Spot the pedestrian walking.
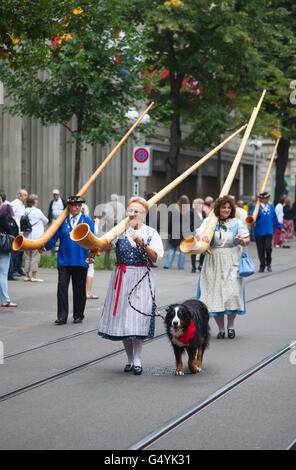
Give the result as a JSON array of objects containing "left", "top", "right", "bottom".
[
  {"left": 85, "top": 217, "right": 99, "bottom": 300},
  {"left": 190, "top": 198, "right": 206, "bottom": 273},
  {"left": 164, "top": 195, "right": 191, "bottom": 270},
  {"left": 44, "top": 196, "right": 96, "bottom": 324},
  {"left": 202, "top": 196, "right": 214, "bottom": 217},
  {"left": 251, "top": 192, "right": 282, "bottom": 272},
  {"left": 93, "top": 197, "right": 164, "bottom": 375},
  {"left": 23, "top": 194, "right": 48, "bottom": 282},
  {"left": 196, "top": 195, "right": 250, "bottom": 339},
  {"left": 274, "top": 195, "right": 285, "bottom": 247},
  {"left": 47, "top": 189, "right": 67, "bottom": 224},
  {"left": 236, "top": 200, "right": 248, "bottom": 228},
  {"left": 0, "top": 195, "right": 18, "bottom": 308},
  {"left": 247, "top": 195, "right": 256, "bottom": 241},
  {"left": 282, "top": 197, "right": 295, "bottom": 248},
  {"left": 10, "top": 189, "right": 28, "bottom": 277}
]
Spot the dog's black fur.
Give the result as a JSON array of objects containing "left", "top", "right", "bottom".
[{"left": 165, "top": 299, "right": 210, "bottom": 375}]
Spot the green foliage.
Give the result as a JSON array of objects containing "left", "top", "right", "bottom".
[
  {"left": 0, "top": 0, "right": 147, "bottom": 146},
  {"left": 130, "top": 0, "right": 264, "bottom": 149},
  {"left": 132, "top": 0, "right": 296, "bottom": 147},
  {"left": 39, "top": 253, "right": 115, "bottom": 270},
  {"left": 39, "top": 254, "right": 58, "bottom": 269}
]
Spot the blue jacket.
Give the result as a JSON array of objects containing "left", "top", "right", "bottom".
[
  {"left": 251, "top": 203, "right": 282, "bottom": 237},
  {"left": 45, "top": 213, "right": 95, "bottom": 267}
]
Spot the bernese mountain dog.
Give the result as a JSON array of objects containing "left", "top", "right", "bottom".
[{"left": 165, "top": 299, "right": 210, "bottom": 376}]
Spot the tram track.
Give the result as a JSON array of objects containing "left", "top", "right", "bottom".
[
  {"left": 0, "top": 280, "right": 295, "bottom": 404},
  {"left": 4, "top": 264, "right": 296, "bottom": 361},
  {"left": 128, "top": 340, "right": 296, "bottom": 450}
]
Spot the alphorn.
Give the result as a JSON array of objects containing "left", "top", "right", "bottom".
[
  {"left": 12, "top": 102, "right": 154, "bottom": 251},
  {"left": 245, "top": 137, "right": 280, "bottom": 224},
  {"left": 180, "top": 89, "right": 266, "bottom": 255},
  {"left": 70, "top": 124, "right": 247, "bottom": 253}
]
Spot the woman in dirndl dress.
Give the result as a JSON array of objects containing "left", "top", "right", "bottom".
[
  {"left": 196, "top": 196, "right": 250, "bottom": 339},
  {"left": 92, "top": 197, "right": 164, "bottom": 375}
]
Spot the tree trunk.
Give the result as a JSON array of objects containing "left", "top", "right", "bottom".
[
  {"left": 164, "top": 112, "right": 181, "bottom": 204},
  {"left": 275, "top": 137, "right": 290, "bottom": 203},
  {"left": 164, "top": 70, "right": 183, "bottom": 205},
  {"left": 74, "top": 138, "right": 81, "bottom": 195}
]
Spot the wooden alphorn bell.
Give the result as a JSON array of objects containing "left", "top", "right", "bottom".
[
  {"left": 12, "top": 102, "right": 154, "bottom": 252},
  {"left": 245, "top": 137, "right": 280, "bottom": 224},
  {"left": 70, "top": 124, "right": 248, "bottom": 253},
  {"left": 180, "top": 89, "right": 266, "bottom": 255}
]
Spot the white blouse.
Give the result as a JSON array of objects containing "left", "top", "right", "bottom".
[
  {"left": 196, "top": 217, "right": 249, "bottom": 246},
  {"left": 25, "top": 207, "right": 49, "bottom": 240},
  {"left": 112, "top": 224, "right": 164, "bottom": 260}
]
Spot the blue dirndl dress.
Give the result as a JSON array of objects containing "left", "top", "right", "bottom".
[{"left": 98, "top": 237, "right": 156, "bottom": 340}]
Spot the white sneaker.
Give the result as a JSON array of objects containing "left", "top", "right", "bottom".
[
  {"left": 31, "top": 278, "right": 44, "bottom": 282},
  {"left": 24, "top": 277, "right": 31, "bottom": 281}
]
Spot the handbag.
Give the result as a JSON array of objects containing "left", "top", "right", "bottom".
[
  {"left": 0, "top": 232, "right": 15, "bottom": 254},
  {"left": 238, "top": 248, "right": 255, "bottom": 277}
]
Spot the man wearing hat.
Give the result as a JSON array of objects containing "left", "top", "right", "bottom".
[
  {"left": 47, "top": 189, "right": 67, "bottom": 224},
  {"left": 44, "top": 196, "right": 96, "bottom": 324},
  {"left": 250, "top": 192, "right": 282, "bottom": 272}
]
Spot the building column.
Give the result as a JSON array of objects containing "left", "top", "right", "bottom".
[{"left": 239, "top": 164, "right": 244, "bottom": 198}]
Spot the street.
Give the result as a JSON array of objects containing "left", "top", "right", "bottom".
[{"left": 0, "top": 242, "right": 295, "bottom": 450}]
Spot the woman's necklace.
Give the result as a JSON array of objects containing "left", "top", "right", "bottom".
[{"left": 218, "top": 218, "right": 229, "bottom": 238}]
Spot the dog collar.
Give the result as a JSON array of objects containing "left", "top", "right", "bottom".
[{"left": 177, "top": 320, "right": 196, "bottom": 345}]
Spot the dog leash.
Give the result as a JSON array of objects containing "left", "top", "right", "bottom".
[{"left": 127, "top": 243, "right": 165, "bottom": 320}]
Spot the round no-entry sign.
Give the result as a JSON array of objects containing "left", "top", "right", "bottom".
[{"left": 134, "top": 147, "right": 149, "bottom": 163}]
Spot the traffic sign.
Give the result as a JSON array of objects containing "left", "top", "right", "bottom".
[{"left": 132, "top": 146, "right": 152, "bottom": 177}]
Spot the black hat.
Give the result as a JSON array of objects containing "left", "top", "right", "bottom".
[
  {"left": 258, "top": 191, "right": 270, "bottom": 199},
  {"left": 67, "top": 195, "right": 85, "bottom": 204}
]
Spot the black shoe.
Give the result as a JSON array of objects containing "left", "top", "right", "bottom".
[
  {"left": 259, "top": 267, "right": 265, "bottom": 273},
  {"left": 8, "top": 276, "right": 18, "bottom": 281},
  {"left": 73, "top": 318, "right": 83, "bottom": 323},
  {"left": 267, "top": 266, "right": 272, "bottom": 272},
  {"left": 163, "top": 266, "right": 169, "bottom": 269},
  {"left": 55, "top": 319, "right": 67, "bottom": 325},
  {"left": 228, "top": 329, "right": 236, "bottom": 339},
  {"left": 124, "top": 364, "right": 134, "bottom": 372},
  {"left": 18, "top": 271, "right": 26, "bottom": 276},
  {"left": 217, "top": 331, "right": 225, "bottom": 339},
  {"left": 133, "top": 365, "right": 143, "bottom": 375},
  {"left": 191, "top": 268, "right": 196, "bottom": 273}
]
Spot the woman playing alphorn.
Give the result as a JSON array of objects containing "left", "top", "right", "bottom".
[
  {"left": 87, "top": 197, "right": 163, "bottom": 375},
  {"left": 196, "top": 196, "right": 250, "bottom": 339}
]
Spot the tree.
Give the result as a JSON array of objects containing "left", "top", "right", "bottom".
[
  {"left": 0, "top": 1, "right": 146, "bottom": 192},
  {"left": 259, "top": 1, "right": 296, "bottom": 202},
  {"left": 128, "top": 0, "right": 264, "bottom": 197},
  {"left": 129, "top": 0, "right": 296, "bottom": 202},
  {"left": 233, "top": 0, "right": 296, "bottom": 202}
]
